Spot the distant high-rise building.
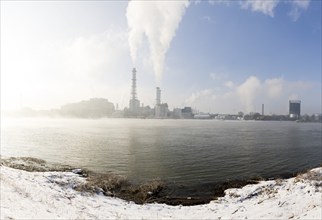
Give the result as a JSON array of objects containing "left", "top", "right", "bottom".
[
  {"left": 289, "top": 100, "right": 301, "bottom": 119},
  {"left": 129, "top": 68, "right": 140, "bottom": 114}
]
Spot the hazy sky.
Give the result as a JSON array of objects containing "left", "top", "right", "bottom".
[{"left": 1, "top": 0, "right": 321, "bottom": 114}]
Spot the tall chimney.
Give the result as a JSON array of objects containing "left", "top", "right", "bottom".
[
  {"left": 131, "top": 68, "right": 137, "bottom": 101},
  {"left": 156, "top": 87, "right": 161, "bottom": 105}
]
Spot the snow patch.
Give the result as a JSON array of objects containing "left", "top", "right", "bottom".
[{"left": 1, "top": 165, "right": 321, "bottom": 219}]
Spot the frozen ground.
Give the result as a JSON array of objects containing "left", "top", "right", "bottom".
[{"left": 1, "top": 165, "right": 321, "bottom": 219}]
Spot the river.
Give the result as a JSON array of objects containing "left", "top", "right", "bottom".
[{"left": 1, "top": 118, "right": 321, "bottom": 189}]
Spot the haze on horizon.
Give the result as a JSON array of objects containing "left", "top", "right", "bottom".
[{"left": 1, "top": 0, "right": 321, "bottom": 115}]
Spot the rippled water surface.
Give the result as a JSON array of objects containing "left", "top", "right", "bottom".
[{"left": 1, "top": 118, "right": 321, "bottom": 187}]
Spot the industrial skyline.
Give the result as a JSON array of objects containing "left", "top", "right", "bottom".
[
  {"left": 127, "top": 68, "right": 169, "bottom": 118},
  {"left": 124, "top": 67, "right": 307, "bottom": 119}
]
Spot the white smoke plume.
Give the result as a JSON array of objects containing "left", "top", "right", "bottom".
[
  {"left": 126, "top": 0, "right": 189, "bottom": 84},
  {"left": 237, "top": 76, "right": 261, "bottom": 113},
  {"left": 265, "top": 78, "right": 283, "bottom": 99}
]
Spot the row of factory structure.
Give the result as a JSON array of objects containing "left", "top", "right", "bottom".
[
  {"left": 124, "top": 68, "right": 193, "bottom": 119},
  {"left": 120, "top": 68, "right": 305, "bottom": 120}
]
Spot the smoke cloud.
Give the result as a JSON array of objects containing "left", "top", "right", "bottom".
[
  {"left": 126, "top": 1, "right": 189, "bottom": 84},
  {"left": 265, "top": 78, "right": 283, "bottom": 99},
  {"left": 237, "top": 76, "right": 261, "bottom": 113}
]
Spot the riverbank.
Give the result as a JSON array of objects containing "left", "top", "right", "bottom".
[{"left": 1, "top": 161, "right": 321, "bottom": 219}]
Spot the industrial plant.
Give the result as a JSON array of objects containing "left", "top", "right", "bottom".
[
  {"left": 122, "top": 68, "right": 312, "bottom": 121},
  {"left": 124, "top": 67, "right": 192, "bottom": 119}
]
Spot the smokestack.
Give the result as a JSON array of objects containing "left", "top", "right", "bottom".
[
  {"left": 131, "top": 68, "right": 137, "bottom": 101},
  {"left": 156, "top": 87, "right": 161, "bottom": 105},
  {"left": 129, "top": 68, "right": 140, "bottom": 113},
  {"left": 262, "top": 104, "right": 264, "bottom": 116}
]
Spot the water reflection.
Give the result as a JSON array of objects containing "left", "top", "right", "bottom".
[{"left": 1, "top": 118, "right": 321, "bottom": 186}]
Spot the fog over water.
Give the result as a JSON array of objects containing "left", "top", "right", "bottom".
[{"left": 1, "top": 118, "right": 321, "bottom": 188}]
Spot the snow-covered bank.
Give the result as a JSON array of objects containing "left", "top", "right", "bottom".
[{"left": 1, "top": 165, "right": 321, "bottom": 219}]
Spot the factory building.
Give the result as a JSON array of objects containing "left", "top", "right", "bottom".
[
  {"left": 173, "top": 108, "right": 183, "bottom": 119},
  {"left": 182, "top": 107, "right": 194, "bottom": 119},
  {"left": 289, "top": 100, "right": 301, "bottom": 119}
]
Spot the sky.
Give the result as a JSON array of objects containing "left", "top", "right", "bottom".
[{"left": 1, "top": 0, "right": 321, "bottom": 115}]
